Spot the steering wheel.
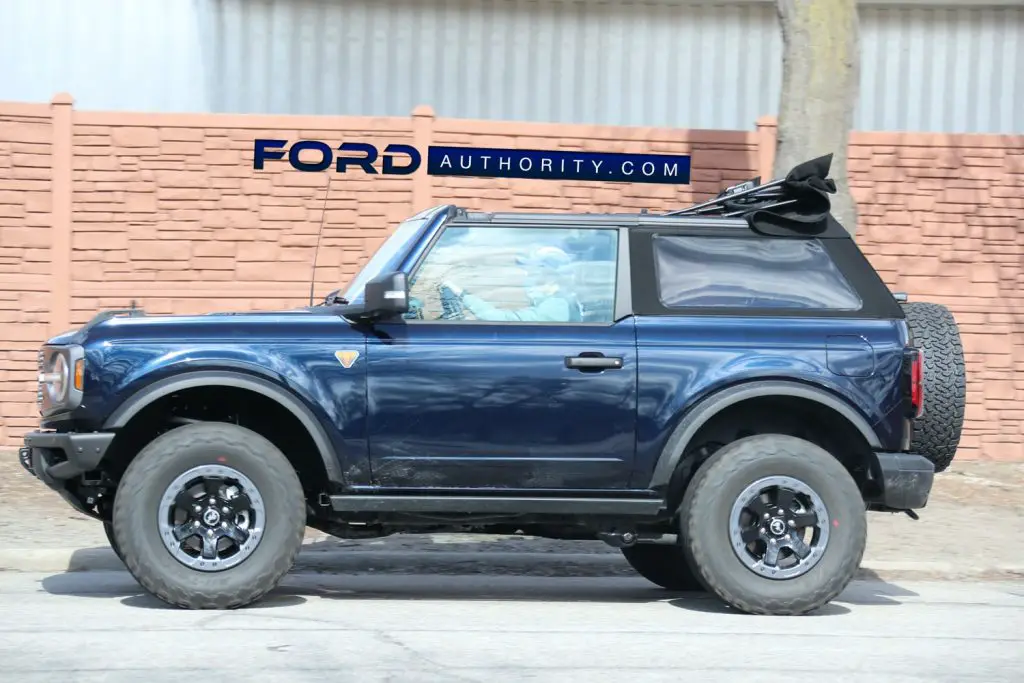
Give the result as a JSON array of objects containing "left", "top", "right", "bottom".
[{"left": 437, "top": 283, "right": 466, "bottom": 320}]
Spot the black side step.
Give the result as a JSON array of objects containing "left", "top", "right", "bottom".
[{"left": 329, "top": 495, "right": 665, "bottom": 516}]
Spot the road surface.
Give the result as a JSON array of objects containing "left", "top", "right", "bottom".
[{"left": 0, "top": 571, "right": 1021, "bottom": 682}]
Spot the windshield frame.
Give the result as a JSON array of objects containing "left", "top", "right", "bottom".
[{"left": 341, "top": 205, "right": 448, "bottom": 303}]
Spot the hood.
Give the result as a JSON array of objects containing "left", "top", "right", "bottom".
[{"left": 47, "top": 306, "right": 360, "bottom": 347}]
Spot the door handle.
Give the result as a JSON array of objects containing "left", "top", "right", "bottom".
[{"left": 565, "top": 353, "right": 624, "bottom": 370}]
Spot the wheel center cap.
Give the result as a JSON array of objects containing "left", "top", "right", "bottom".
[
  {"left": 202, "top": 508, "right": 221, "bottom": 526},
  {"left": 768, "top": 518, "right": 787, "bottom": 536}
]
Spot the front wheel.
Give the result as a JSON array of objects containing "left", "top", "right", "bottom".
[
  {"left": 103, "top": 521, "right": 124, "bottom": 562},
  {"left": 680, "top": 434, "right": 866, "bottom": 616},
  {"left": 112, "top": 422, "right": 307, "bottom": 609}
]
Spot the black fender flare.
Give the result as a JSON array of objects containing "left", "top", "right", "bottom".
[
  {"left": 102, "top": 369, "right": 346, "bottom": 484},
  {"left": 646, "top": 380, "right": 883, "bottom": 490}
]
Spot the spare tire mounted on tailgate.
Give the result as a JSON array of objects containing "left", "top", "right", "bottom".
[{"left": 901, "top": 301, "right": 967, "bottom": 472}]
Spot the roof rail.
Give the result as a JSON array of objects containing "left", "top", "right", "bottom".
[{"left": 664, "top": 154, "right": 841, "bottom": 237}]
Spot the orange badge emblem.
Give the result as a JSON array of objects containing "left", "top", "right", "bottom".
[{"left": 335, "top": 350, "right": 360, "bottom": 369}]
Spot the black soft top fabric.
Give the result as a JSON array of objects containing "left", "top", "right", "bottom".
[{"left": 747, "top": 153, "right": 838, "bottom": 237}]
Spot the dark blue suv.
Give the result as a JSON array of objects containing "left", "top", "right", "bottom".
[{"left": 19, "top": 156, "right": 966, "bottom": 615}]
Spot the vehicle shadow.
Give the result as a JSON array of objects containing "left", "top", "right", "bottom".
[
  {"left": 843, "top": 568, "right": 921, "bottom": 605},
  {"left": 38, "top": 564, "right": 311, "bottom": 609},
  {"left": 39, "top": 545, "right": 919, "bottom": 617}
]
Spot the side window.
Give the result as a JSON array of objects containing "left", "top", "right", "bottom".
[
  {"left": 407, "top": 226, "right": 619, "bottom": 323},
  {"left": 652, "top": 235, "right": 862, "bottom": 310}
]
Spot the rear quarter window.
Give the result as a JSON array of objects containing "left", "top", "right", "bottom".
[{"left": 652, "top": 235, "right": 862, "bottom": 310}]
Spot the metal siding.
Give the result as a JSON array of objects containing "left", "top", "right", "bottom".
[
  {"left": 208, "top": 0, "right": 783, "bottom": 130},
  {"left": 855, "top": 5, "right": 1024, "bottom": 132},
  {"left": 0, "top": 0, "right": 1019, "bottom": 133},
  {"left": 208, "top": 0, "right": 1020, "bottom": 133},
  {"left": 0, "top": 0, "right": 212, "bottom": 112}
]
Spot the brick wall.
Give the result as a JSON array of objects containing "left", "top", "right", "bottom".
[
  {"left": 0, "top": 94, "right": 1021, "bottom": 461},
  {"left": 428, "top": 116, "right": 760, "bottom": 213},
  {"left": 68, "top": 112, "right": 418, "bottom": 324},
  {"left": 0, "top": 102, "right": 54, "bottom": 446},
  {"left": 841, "top": 133, "right": 1024, "bottom": 462}
]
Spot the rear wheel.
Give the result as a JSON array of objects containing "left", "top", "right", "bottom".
[
  {"left": 621, "top": 543, "right": 706, "bottom": 591},
  {"left": 901, "top": 301, "right": 966, "bottom": 472},
  {"left": 112, "top": 422, "right": 307, "bottom": 609},
  {"left": 680, "top": 434, "right": 866, "bottom": 616}
]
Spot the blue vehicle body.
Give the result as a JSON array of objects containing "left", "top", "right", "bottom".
[
  {"left": 23, "top": 196, "right": 929, "bottom": 527},
  {"left": 20, "top": 154, "right": 964, "bottom": 616}
]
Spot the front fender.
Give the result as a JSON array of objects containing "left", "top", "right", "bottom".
[{"left": 102, "top": 367, "right": 349, "bottom": 485}]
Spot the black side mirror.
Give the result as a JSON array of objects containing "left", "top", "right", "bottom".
[{"left": 361, "top": 271, "right": 410, "bottom": 319}]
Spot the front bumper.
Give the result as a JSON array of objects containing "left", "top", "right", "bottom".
[
  {"left": 869, "top": 451, "right": 935, "bottom": 510},
  {"left": 19, "top": 430, "right": 115, "bottom": 489}
]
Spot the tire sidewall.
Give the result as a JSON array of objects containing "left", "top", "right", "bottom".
[
  {"left": 683, "top": 435, "right": 866, "bottom": 608},
  {"left": 103, "top": 521, "right": 124, "bottom": 562},
  {"left": 113, "top": 423, "right": 305, "bottom": 605},
  {"left": 902, "top": 301, "right": 966, "bottom": 471}
]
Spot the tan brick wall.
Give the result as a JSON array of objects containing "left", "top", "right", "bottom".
[
  {"left": 67, "top": 112, "right": 418, "bottom": 324},
  {"left": 1, "top": 95, "right": 1021, "bottom": 462},
  {"left": 842, "top": 133, "right": 1024, "bottom": 462},
  {"left": 429, "top": 117, "right": 759, "bottom": 213},
  {"left": 0, "top": 102, "right": 53, "bottom": 445}
]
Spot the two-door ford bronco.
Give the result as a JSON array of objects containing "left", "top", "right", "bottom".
[{"left": 20, "top": 155, "right": 966, "bottom": 615}]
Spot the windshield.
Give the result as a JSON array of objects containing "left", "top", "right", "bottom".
[{"left": 341, "top": 209, "right": 437, "bottom": 302}]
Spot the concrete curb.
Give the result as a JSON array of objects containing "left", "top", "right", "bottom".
[{"left": 1, "top": 546, "right": 1022, "bottom": 582}]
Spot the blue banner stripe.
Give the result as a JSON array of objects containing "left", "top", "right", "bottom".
[{"left": 426, "top": 146, "right": 691, "bottom": 185}]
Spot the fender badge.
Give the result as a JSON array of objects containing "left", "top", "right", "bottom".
[{"left": 335, "top": 350, "right": 360, "bottom": 369}]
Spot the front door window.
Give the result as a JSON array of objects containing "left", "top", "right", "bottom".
[{"left": 405, "top": 226, "right": 619, "bottom": 324}]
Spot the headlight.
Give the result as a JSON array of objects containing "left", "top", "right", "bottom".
[
  {"left": 37, "top": 346, "right": 84, "bottom": 415},
  {"left": 40, "top": 353, "right": 69, "bottom": 403}
]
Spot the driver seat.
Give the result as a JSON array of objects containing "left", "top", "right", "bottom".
[{"left": 567, "top": 261, "right": 617, "bottom": 323}]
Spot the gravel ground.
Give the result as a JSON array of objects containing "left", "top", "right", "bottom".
[{"left": 2, "top": 452, "right": 1022, "bottom": 571}]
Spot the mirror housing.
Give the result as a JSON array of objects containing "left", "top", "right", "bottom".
[{"left": 358, "top": 271, "right": 410, "bottom": 320}]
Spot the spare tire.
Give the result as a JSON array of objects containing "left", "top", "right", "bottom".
[{"left": 901, "top": 301, "right": 966, "bottom": 472}]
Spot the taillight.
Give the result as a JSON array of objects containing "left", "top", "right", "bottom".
[{"left": 909, "top": 349, "right": 924, "bottom": 418}]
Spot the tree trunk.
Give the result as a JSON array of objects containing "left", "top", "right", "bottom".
[{"left": 773, "top": 0, "right": 861, "bottom": 237}]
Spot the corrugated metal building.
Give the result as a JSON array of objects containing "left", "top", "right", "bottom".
[{"left": 2, "top": 0, "right": 1021, "bottom": 133}]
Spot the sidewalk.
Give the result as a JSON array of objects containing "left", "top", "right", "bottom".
[{"left": 1, "top": 452, "right": 1022, "bottom": 581}]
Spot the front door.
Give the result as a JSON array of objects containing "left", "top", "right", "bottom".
[{"left": 364, "top": 222, "right": 637, "bottom": 491}]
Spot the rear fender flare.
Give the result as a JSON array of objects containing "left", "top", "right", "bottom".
[
  {"left": 102, "top": 370, "right": 346, "bottom": 484},
  {"left": 646, "top": 380, "right": 882, "bottom": 490}
]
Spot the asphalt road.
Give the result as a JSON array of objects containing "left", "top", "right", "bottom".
[{"left": 0, "top": 571, "right": 1021, "bottom": 682}]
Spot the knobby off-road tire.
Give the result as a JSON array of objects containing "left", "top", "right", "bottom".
[
  {"left": 902, "top": 301, "right": 966, "bottom": 472},
  {"left": 621, "top": 543, "right": 706, "bottom": 592},
  {"left": 680, "top": 434, "right": 867, "bottom": 616},
  {"left": 112, "top": 422, "right": 306, "bottom": 610},
  {"left": 103, "top": 521, "right": 124, "bottom": 563}
]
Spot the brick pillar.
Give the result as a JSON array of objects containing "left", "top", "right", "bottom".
[
  {"left": 49, "top": 93, "right": 74, "bottom": 336},
  {"left": 756, "top": 115, "right": 778, "bottom": 182},
  {"left": 411, "top": 105, "right": 435, "bottom": 212}
]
